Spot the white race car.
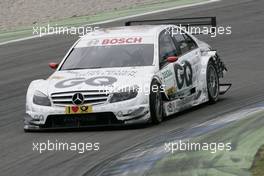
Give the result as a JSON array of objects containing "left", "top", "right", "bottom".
[{"left": 24, "top": 17, "right": 231, "bottom": 131}]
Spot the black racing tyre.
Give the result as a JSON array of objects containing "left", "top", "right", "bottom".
[
  {"left": 207, "top": 60, "right": 220, "bottom": 103},
  {"left": 149, "top": 80, "right": 163, "bottom": 124}
]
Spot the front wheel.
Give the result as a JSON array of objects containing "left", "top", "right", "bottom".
[
  {"left": 149, "top": 80, "right": 163, "bottom": 124},
  {"left": 207, "top": 61, "right": 219, "bottom": 103}
]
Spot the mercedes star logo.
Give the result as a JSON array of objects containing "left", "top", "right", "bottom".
[{"left": 72, "top": 93, "right": 84, "bottom": 105}]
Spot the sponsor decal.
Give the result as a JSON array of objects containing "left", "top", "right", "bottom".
[
  {"left": 102, "top": 37, "right": 142, "bottom": 45},
  {"left": 166, "top": 87, "right": 176, "bottom": 96},
  {"left": 67, "top": 70, "right": 137, "bottom": 77},
  {"left": 162, "top": 69, "right": 173, "bottom": 79},
  {"left": 86, "top": 76, "right": 117, "bottom": 86},
  {"left": 55, "top": 76, "right": 117, "bottom": 88},
  {"left": 174, "top": 61, "right": 193, "bottom": 90},
  {"left": 48, "top": 76, "right": 65, "bottom": 80},
  {"left": 65, "top": 105, "right": 93, "bottom": 114},
  {"left": 166, "top": 101, "right": 180, "bottom": 114},
  {"left": 86, "top": 39, "right": 100, "bottom": 46},
  {"left": 167, "top": 102, "right": 173, "bottom": 113}
]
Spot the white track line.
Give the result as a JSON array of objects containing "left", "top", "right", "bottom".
[{"left": 0, "top": 0, "right": 220, "bottom": 46}]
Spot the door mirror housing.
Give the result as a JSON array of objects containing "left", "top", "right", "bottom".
[
  {"left": 166, "top": 56, "right": 178, "bottom": 63},
  {"left": 49, "top": 63, "right": 59, "bottom": 70}
]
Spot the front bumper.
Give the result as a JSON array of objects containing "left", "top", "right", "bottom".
[{"left": 24, "top": 102, "right": 150, "bottom": 131}]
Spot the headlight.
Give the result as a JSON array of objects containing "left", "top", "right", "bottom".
[
  {"left": 33, "top": 91, "right": 51, "bottom": 106},
  {"left": 109, "top": 86, "right": 139, "bottom": 103}
]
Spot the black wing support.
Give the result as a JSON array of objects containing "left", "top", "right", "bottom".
[{"left": 125, "top": 17, "right": 216, "bottom": 33}]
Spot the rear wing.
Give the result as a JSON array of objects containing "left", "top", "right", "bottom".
[{"left": 125, "top": 17, "right": 217, "bottom": 34}]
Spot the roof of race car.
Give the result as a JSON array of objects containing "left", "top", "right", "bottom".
[
  {"left": 76, "top": 25, "right": 172, "bottom": 47},
  {"left": 82, "top": 25, "right": 169, "bottom": 39}
]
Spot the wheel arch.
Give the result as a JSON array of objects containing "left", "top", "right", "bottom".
[
  {"left": 151, "top": 75, "right": 169, "bottom": 101},
  {"left": 201, "top": 51, "right": 227, "bottom": 79}
]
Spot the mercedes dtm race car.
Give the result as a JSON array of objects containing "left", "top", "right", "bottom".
[{"left": 24, "top": 17, "right": 231, "bottom": 131}]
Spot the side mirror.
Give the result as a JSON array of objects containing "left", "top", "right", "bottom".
[
  {"left": 166, "top": 56, "right": 178, "bottom": 63},
  {"left": 49, "top": 63, "right": 59, "bottom": 70}
]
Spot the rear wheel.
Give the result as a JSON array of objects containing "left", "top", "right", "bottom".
[
  {"left": 149, "top": 80, "right": 163, "bottom": 124},
  {"left": 207, "top": 61, "right": 219, "bottom": 103}
]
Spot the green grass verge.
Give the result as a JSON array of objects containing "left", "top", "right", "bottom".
[
  {"left": 0, "top": 0, "right": 206, "bottom": 43},
  {"left": 251, "top": 145, "right": 264, "bottom": 176},
  {"left": 148, "top": 110, "right": 264, "bottom": 176}
]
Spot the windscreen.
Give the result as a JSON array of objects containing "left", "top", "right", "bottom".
[{"left": 60, "top": 44, "right": 154, "bottom": 70}]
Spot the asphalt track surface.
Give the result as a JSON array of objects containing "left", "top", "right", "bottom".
[{"left": 1, "top": 0, "right": 264, "bottom": 175}]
